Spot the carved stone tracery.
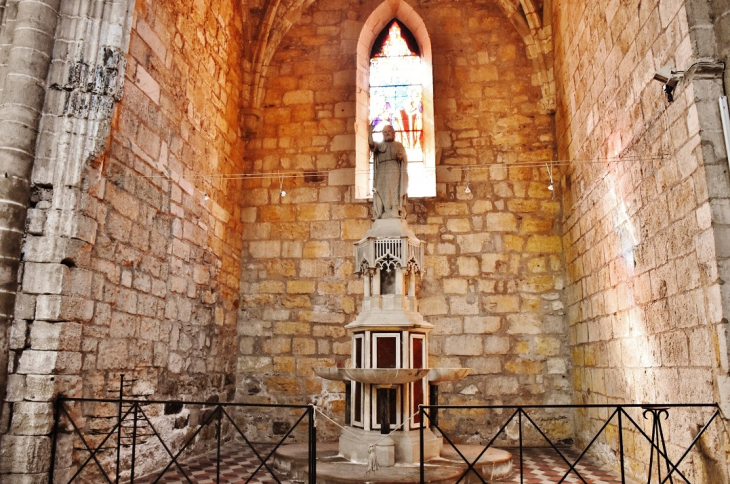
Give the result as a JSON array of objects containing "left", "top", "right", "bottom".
[{"left": 355, "top": 237, "right": 423, "bottom": 275}]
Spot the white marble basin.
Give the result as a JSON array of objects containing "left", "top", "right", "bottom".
[
  {"left": 314, "top": 367, "right": 350, "bottom": 381},
  {"left": 340, "top": 368, "right": 430, "bottom": 385},
  {"left": 427, "top": 368, "right": 472, "bottom": 383}
]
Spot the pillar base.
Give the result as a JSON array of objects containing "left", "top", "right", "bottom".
[
  {"left": 338, "top": 426, "right": 441, "bottom": 466},
  {"left": 339, "top": 427, "right": 395, "bottom": 466}
]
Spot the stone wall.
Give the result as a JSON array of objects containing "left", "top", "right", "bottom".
[
  {"left": 0, "top": 0, "right": 128, "bottom": 481},
  {"left": 92, "top": 0, "right": 247, "bottom": 400},
  {"left": 554, "top": 0, "right": 730, "bottom": 480},
  {"left": 2, "top": 0, "right": 249, "bottom": 480},
  {"left": 238, "top": 0, "right": 572, "bottom": 442},
  {"left": 690, "top": 0, "right": 730, "bottom": 415}
]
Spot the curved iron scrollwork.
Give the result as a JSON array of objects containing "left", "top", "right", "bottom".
[{"left": 642, "top": 406, "right": 673, "bottom": 484}]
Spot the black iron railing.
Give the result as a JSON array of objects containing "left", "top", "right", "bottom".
[
  {"left": 52, "top": 395, "right": 721, "bottom": 483},
  {"left": 419, "top": 403, "right": 721, "bottom": 484},
  {"left": 50, "top": 393, "right": 315, "bottom": 484}
]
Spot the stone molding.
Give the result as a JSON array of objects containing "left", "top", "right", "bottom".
[{"left": 494, "top": 0, "right": 555, "bottom": 113}]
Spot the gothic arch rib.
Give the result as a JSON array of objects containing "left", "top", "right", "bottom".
[
  {"left": 250, "top": 0, "right": 282, "bottom": 112},
  {"left": 494, "top": 0, "right": 555, "bottom": 113},
  {"left": 249, "top": 0, "right": 316, "bottom": 113}
]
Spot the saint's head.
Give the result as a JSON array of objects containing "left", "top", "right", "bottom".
[{"left": 382, "top": 124, "right": 396, "bottom": 142}]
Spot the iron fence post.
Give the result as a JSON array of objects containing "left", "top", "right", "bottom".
[
  {"left": 48, "top": 397, "right": 60, "bottom": 484},
  {"left": 309, "top": 405, "right": 317, "bottom": 483},
  {"left": 116, "top": 374, "right": 124, "bottom": 484},
  {"left": 518, "top": 408, "right": 524, "bottom": 484},
  {"left": 420, "top": 405, "right": 424, "bottom": 484},
  {"left": 429, "top": 384, "right": 439, "bottom": 429},
  {"left": 643, "top": 406, "right": 674, "bottom": 484},
  {"left": 216, "top": 405, "right": 222, "bottom": 484},
  {"left": 659, "top": 410, "right": 673, "bottom": 484},
  {"left": 131, "top": 402, "right": 138, "bottom": 484},
  {"left": 619, "top": 407, "right": 625, "bottom": 484},
  {"left": 647, "top": 409, "right": 656, "bottom": 483}
]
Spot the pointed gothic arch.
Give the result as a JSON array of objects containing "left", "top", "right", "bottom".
[{"left": 355, "top": 0, "right": 436, "bottom": 199}]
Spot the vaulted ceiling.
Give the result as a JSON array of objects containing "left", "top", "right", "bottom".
[{"left": 244, "top": 0, "right": 556, "bottom": 118}]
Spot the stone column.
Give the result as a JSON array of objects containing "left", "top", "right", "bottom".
[
  {"left": 685, "top": 0, "right": 730, "bottom": 427},
  {"left": 373, "top": 267, "right": 381, "bottom": 300},
  {"left": 0, "top": 1, "right": 63, "bottom": 482},
  {"left": 395, "top": 267, "right": 404, "bottom": 296},
  {"left": 0, "top": 0, "right": 61, "bottom": 405},
  {"left": 364, "top": 271, "right": 371, "bottom": 298},
  {"left": 0, "top": 0, "right": 135, "bottom": 482}
]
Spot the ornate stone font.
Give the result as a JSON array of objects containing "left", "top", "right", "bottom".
[{"left": 318, "top": 218, "right": 472, "bottom": 466}]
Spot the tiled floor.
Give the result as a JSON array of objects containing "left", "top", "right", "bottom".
[
  {"left": 134, "top": 442, "right": 631, "bottom": 483},
  {"left": 136, "top": 443, "right": 292, "bottom": 484},
  {"left": 498, "top": 447, "right": 634, "bottom": 483}
]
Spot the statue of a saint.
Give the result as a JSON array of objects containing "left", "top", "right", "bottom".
[{"left": 369, "top": 123, "right": 408, "bottom": 219}]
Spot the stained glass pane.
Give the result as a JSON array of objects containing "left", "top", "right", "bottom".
[{"left": 370, "top": 20, "right": 424, "bottom": 175}]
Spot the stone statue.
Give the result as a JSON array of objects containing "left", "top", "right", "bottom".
[{"left": 369, "top": 123, "right": 408, "bottom": 219}]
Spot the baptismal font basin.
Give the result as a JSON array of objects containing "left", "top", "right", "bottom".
[
  {"left": 342, "top": 367, "right": 430, "bottom": 385},
  {"left": 314, "top": 367, "right": 471, "bottom": 386},
  {"left": 427, "top": 367, "right": 472, "bottom": 383}
]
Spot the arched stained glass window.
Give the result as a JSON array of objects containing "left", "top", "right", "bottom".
[
  {"left": 355, "top": 3, "right": 435, "bottom": 200},
  {"left": 369, "top": 20, "right": 424, "bottom": 165}
]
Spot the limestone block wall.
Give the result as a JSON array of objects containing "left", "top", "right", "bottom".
[
  {"left": 2, "top": 0, "right": 249, "bottom": 480},
  {"left": 554, "top": 0, "right": 730, "bottom": 481},
  {"left": 238, "top": 0, "right": 572, "bottom": 442},
  {"left": 688, "top": 0, "right": 730, "bottom": 414},
  {"left": 83, "top": 0, "right": 247, "bottom": 401}
]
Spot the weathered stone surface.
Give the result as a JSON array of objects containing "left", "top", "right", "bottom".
[
  {"left": 9, "top": 402, "right": 54, "bottom": 435},
  {"left": 4, "top": 0, "right": 249, "bottom": 476},
  {"left": 24, "top": 375, "right": 58, "bottom": 401},
  {"left": 555, "top": 0, "right": 730, "bottom": 478},
  {"left": 29, "top": 321, "right": 82, "bottom": 351},
  {"left": 0, "top": 436, "right": 51, "bottom": 473},
  {"left": 241, "top": 11, "right": 565, "bottom": 432},
  {"left": 21, "top": 263, "right": 67, "bottom": 295},
  {"left": 0, "top": 473, "right": 49, "bottom": 484},
  {"left": 16, "top": 350, "right": 57, "bottom": 375}
]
